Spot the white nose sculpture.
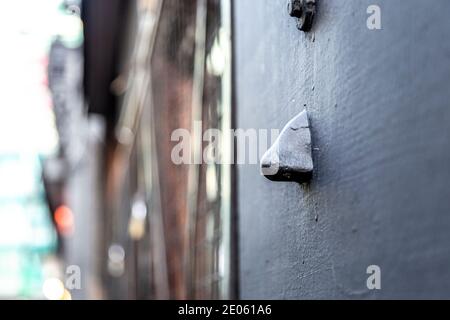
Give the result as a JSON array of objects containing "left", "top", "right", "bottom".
[{"left": 260, "top": 110, "right": 314, "bottom": 183}]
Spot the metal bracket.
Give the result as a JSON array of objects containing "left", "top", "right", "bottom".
[
  {"left": 260, "top": 110, "right": 314, "bottom": 183},
  {"left": 287, "top": 0, "right": 316, "bottom": 32}
]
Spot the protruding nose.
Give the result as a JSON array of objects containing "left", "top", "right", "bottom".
[{"left": 260, "top": 110, "right": 314, "bottom": 183}]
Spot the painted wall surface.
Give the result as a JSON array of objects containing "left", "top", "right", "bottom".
[{"left": 234, "top": 0, "right": 450, "bottom": 299}]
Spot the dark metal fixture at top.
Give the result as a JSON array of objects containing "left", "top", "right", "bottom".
[{"left": 287, "top": 0, "right": 316, "bottom": 32}]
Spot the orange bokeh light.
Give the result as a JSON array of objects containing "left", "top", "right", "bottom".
[{"left": 54, "top": 205, "right": 75, "bottom": 236}]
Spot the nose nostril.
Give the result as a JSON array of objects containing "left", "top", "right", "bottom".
[{"left": 261, "top": 162, "right": 271, "bottom": 168}]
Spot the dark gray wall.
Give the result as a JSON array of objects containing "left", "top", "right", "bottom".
[{"left": 234, "top": 0, "right": 450, "bottom": 299}]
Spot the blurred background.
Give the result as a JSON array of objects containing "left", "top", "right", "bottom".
[{"left": 0, "top": 0, "right": 83, "bottom": 299}]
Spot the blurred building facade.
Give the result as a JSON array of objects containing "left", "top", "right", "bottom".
[{"left": 45, "top": 0, "right": 236, "bottom": 300}]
